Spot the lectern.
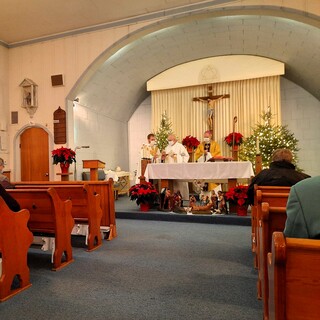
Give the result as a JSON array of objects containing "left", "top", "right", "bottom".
[
  {"left": 139, "top": 159, "right": 151, "bottom": 184},
  {"left": 83, "top": 160, "right": 105, "bottom": 180}
]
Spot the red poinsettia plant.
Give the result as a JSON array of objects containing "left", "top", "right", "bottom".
[
  {"left": 129, "top": 182, "right": 159, "bottom": 206},
  {"left": 52, "top": 147, "right": 76, "bottom": 164},
  {"left": 182, "top": 135, "right": 200, "bottom": 149},
  {"left": 224, "top": 132, "right": 244, "bottom": 147},
  {"left": 225, "top": 185, "right": 249, "bottom": 206}
]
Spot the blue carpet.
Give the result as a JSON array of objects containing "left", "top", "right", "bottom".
[{"left": 1, "top": 219, "right": 262, "bottom": 320}]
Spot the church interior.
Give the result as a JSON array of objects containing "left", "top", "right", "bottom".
[{"left": 0, "top": 1, "right": 319, "bottom": 319}]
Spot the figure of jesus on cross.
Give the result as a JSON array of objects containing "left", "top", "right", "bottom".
[{"left": 193, "top": 84, "right": 230, "bottom": 139}]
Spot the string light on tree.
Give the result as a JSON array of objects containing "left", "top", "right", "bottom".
[{"left": 239, "top": 109, "right": 300, "bottom": 170}]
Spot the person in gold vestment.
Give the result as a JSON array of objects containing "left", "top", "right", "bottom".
[
  {"left": 194, "top": 131, "right": 221, "bottom": 191},
  {"left": 194, "top": 130, "right": 221, "bottom": 162}
]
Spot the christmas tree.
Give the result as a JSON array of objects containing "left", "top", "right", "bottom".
[
  {"left": 239, "top": 108, "right": 300, "bottom": 170},
  {"left": 154, "top": 112, "right": 174, "bottom": 151}
]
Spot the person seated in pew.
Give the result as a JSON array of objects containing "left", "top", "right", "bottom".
[
  {"left": 0, "top": 157, "right": 14, "bottom": 189},
  {"left": 247, "top": 148, "right": 310, "bottom": 205},
  {"left": 0, "top": 184, "right": 20, "bottom": 212},
  {"left": 283, "top": 175, "right": 320, "bottom": 239}
]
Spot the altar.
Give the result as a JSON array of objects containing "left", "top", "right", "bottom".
[{"left": 144, "top": 161, "right": 254, "bottom": 190}]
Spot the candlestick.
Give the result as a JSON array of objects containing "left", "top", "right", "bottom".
[{"left": 256, "top": 137, "right": 260, "bottom": 155}]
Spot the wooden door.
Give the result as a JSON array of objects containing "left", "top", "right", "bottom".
[{"left": 20, "top": 128, "right": 50, "bottom": 181}]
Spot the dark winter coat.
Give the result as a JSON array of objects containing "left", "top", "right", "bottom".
[{"left": 247, "top": 160, "right": 310, "bottom": 205}]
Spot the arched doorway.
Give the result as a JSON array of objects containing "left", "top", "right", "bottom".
[{"left": 20, "top": 127, "right": 50, "bottom": 181}]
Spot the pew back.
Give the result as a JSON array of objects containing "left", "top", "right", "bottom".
[
  {"left": 268, "top": 232, "right": 320, "bottom": 320},
  {"left": 13, "top": 180, "right": 116, "bottom": 240},
  {"left": 14, "top": 184, "right": 102, "bottom": 251}
]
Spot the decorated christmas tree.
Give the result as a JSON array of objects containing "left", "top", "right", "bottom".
[
  {"left": 154, "top": 112, "right": 174, "bottom": 151},
  {"left": 239, "top": 108, "right": 300, "bottom": 170}
]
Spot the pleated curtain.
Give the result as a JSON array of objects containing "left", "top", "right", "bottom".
[{"left": 151, "top": 75, "right": 280, "bottom": 156}]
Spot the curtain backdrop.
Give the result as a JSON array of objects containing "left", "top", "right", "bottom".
[{"left": 151, "top": 76, "right": 281, "bottom": 156}]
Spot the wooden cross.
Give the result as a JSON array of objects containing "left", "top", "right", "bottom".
[{"left": 193, "top": 84, "right": 230, "bottom": 139}]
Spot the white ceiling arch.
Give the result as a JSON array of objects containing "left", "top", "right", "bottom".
[
  {"left": 147, "top": 56, "right": 284, "bottom": 90},
  {"left": 69, "top": 6, "right": 320, "bottom": 123}
]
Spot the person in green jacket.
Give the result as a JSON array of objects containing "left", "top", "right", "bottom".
[{"left": 284, "top": 176, "right": 320, "bottom": 239}]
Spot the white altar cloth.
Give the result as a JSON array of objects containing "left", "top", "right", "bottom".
[{"left": 144, "top": 161, "right": 254, "bottom": 181}]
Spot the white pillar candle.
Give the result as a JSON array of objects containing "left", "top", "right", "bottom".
[{"left": 256, "top": 137, "right": 260, "bottom": 154}]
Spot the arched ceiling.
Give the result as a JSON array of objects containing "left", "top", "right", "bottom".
[{"left": 74, "top": 7, "right": 320, "bottom": 123}]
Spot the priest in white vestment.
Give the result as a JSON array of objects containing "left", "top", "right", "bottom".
[{"left": 163, "top": 134, "right": 189, "bottom": 200}]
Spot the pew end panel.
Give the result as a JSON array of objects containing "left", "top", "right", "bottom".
[
  {"left": 0, "top": 198, "right": 33, "bottom": 302},
  {"left": 252, "top": 186, "right": 290, "bottom": 270},
  {"left": 82, "top": 186, "right": 103, "bottom": 251},
  {"left": 8, "top": 188, "right": 74, "bottom": 271},
  {"left": 268, "top": 232, "right": 320, "bottom": 320},
  {"left": 258, "top": 202, "right": 287, "bottom": 319},
  {"left": 255, "top": 189, "right": 289, "bottom": 299},
  {"left": 84, "top": 180, "right": 117, "bottom": 240}
]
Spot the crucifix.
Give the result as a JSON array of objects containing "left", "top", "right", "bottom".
[{"left": 193, "top": 84, "right": 230, "bottom": 140}]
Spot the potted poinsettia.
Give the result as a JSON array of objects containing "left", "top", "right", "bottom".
[
  {"left": 52, "top": 146, "right": 76, "bottom": 173},
  {"left": 129, "top": 182, "right": 159, "bottom": 211},
  {"left": 225, "top": 185, "right": 249, "bottom": 216}
]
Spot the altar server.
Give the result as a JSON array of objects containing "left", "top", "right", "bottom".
[
  {"left": 136, "top": 133, "right": 161, "bottom": 183},
  {"left": 140, "top": 133, "right": 160, "bottom": 162}
]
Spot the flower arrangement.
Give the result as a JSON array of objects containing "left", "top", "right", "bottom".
[
  {"left": 52, "top": 147, "right": 76, "bottom": 164},
  {"left": 224, "top": 132, "right": 244, "bottom": 147},
  {"left": 182, "top": 135, "right": 200, "bottom": 149},
  {"left": 225, "top": 185, "right": 249, "bottom": 206},
  {"left": 129, "top": 182, "right": 159, "bottom": 206}
]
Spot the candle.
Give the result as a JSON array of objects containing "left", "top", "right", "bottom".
[{"left": 256, "top": 137, "right": 260, "bottom": 155}]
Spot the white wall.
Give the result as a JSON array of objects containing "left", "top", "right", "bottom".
[
  {"left": 0, "top": 46, "right": 9, "bottom": 163},
  {"left": 128, "top": 95, "right": 151, "bottom": 184},
  {"left": 6, "top": 24, "right": 151, "bottom": 180},
  {"left": 281, "top": 77, "right": 320, "bottom": 177},
  {"left": 74, "top": 103, "right": 129, "bottom": 180}
]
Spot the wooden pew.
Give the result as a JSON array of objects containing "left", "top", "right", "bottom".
[
  {"left": 0, "top": 197, "right": 33, "bottom": 302},
  {"left": 13, "top": 180, "right": 116, "bottom": 240},
  {"left": 259, "top": 202, "right": 287, "bottom": 320},
  {"left": 15, "top": 184, "right": 102, "bottom": 251},
  {"left": 7, "top": 188, "right": 74, "bottom": 270},
  {"left": 252, "top": 186, "right": 291, "bottom": 269},
  {"left": 268, "top": 232, "right": 320, "bottom": 320}
]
